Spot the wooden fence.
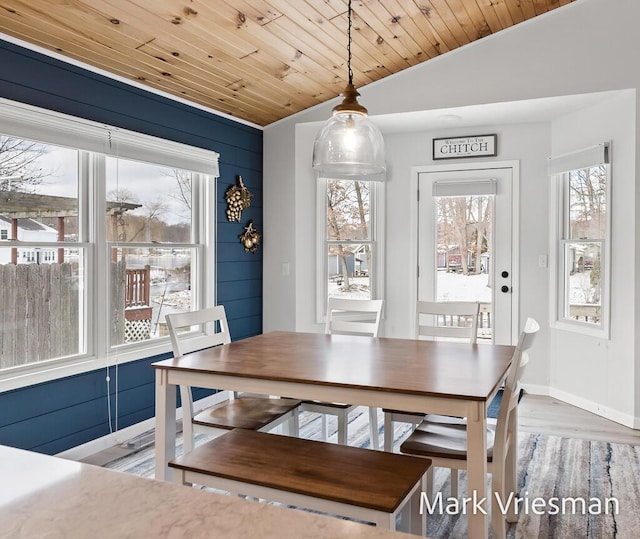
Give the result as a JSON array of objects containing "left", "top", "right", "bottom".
[
  {"left": 110, "top": 261, "right": 153, "bottom": 346},
  {"left": 0, "top": 261, "right": 153, "bottom": 368},
  {"left": 0, "top": 263, "right": 79, "bottom": 369},
  {"left": 110, "top": 260, "right": 126, "bottom": 347}
]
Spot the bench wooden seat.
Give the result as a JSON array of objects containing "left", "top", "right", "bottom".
[{"left": 169, "top": 429, "right": 431, "bottom": 534}]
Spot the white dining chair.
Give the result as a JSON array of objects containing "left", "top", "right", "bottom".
[
  {"left": 299, "top": 297, "right": 384, "bottom": 449},
  {"left": 165, "top": 305, "right": 301, "bottom": 453},
  {"left": 383, "top": 300, "right": 480, "bottom": 452},
  {"left": 399, "top": 318, "right": 539, "bottom": 539}
]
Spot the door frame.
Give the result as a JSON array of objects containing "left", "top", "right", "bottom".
[{"left": 409, "top": 160, "right": 521, "bottom": 344}]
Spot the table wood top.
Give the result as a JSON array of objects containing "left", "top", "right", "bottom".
[{"left": 153, "top": 331, "right": 514, "bottom": 401}]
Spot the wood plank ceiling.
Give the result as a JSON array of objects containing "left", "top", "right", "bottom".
[{"left": 0, "top": 0, "right": 576, "bottom": 126}]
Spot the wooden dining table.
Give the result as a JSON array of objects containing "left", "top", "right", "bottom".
[{"left": 153, "top": 330, "right": 515, "bottom": 539}]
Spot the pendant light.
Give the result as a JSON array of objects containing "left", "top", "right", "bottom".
[{"left": 312, "top": 0, "right": 386, "bottom": 180}]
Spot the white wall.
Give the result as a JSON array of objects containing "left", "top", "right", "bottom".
[
  {"left": 263, "top": 0, "right": 639, "bottom": 426},
  {"left": 549, "top": 91, "right": 636, "bottom": 426},
  {"left": 289, "top": 119, "right": 553, "bottom": 388}
]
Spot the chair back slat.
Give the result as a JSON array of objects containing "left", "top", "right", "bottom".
[
  {"left": 494, "top": 318, "right": 540, "bottom": 462},
  {"left": 325, "top": 298, "right": 384, "bottom": 337},
  {"left": 165, "top": 305, "right": 231, "bottom": 358},
  {"left": 418, "top": 325, "right": 477, "bottom": 340},
  {"left": 416, "top": 300, "right": 480, "bottom": 343}
]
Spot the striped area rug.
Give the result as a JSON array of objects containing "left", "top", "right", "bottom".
[
  {"left": 104, "top": 408, "right": 640, "bottom": 538},
  {"left": 426, "top": 433, "right": 640, "bottom": 539}
]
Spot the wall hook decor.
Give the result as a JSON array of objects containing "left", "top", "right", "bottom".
[
  {"left": 239, "top": 220, "right": 262, "bottom": 253},
  {"left": 225, "top": 175, "right": 252, "bottom": 222}
]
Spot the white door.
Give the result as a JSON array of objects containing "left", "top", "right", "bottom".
[{"left": 417, "top": 164, "right": 517, "bottom": 345}]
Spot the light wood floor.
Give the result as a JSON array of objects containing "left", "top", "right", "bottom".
[
  {"left": 82, "top": 395, "right": 639, "bottom": 467},
  {"left": 519, "top": 394, "right": 640, "bottom": 445}
]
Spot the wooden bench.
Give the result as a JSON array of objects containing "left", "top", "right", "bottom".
[{"left": 169, "top": 429, "right": 431, "bottom": 535}]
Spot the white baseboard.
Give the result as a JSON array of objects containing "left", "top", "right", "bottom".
[
  {"left": 521, "top": 383, "right": 551, "bottom": 396},
  {"left": 522, "top": 383, "right": 639, "bottom": 430},
  {"left": 56, "top": 392, "right": 227, "bottom": 461},
  {"left": 548, "top": 387, "right": 638, "bottom": 430}
]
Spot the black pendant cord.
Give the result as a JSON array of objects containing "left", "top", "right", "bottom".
[{"left": 347, "top": 0, "right": 353, "bottom": 85}]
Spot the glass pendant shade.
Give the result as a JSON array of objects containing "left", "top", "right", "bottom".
[
  {"left": 313, "top": 111, "right": 385, "bottom": 180},
  {"left": 313, "top": 84, "right": 386, "bottom": 181},
  {"left": 312, "top": 1, "right": 386, "bottom": 181}
]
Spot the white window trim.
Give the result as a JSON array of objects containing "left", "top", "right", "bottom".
[
  {"left": 315, "top": 177, "right": 386, "bottom": 325},
  {"left": 0, "top": 98, "right": 219, "bottom": 391},
  {"left": 549, "top": 151, "right": 611, "bottom": 340}
]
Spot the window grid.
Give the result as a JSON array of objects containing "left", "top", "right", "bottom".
[
  {"left": 317, "top": 177, "right": 385, "bottom": 323},
  {"left": 554, "top": 162, "right": 610, "bottom": 336},
  {"left": 0, "top": 141, "right": 214, "bottom": 373}
]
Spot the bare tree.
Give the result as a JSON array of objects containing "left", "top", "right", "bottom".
[
  {"left": 0, "top": 136, "right": 50, "bottom": 192},
  {"left": 569, "top": 165, "right": 607, "bottom": 303},
  {"left": 107, "top": 189, "right": 167, "bottom": 242},
  {"left": 437, "top": 195, "right": 491, "bottom": 279},
  {"left": 164, "top": 168, "right": 192, "bottom": 219},
  {"left": 569, "top": 166, "right": 607, "bottom": 238},
  {"left": 108, "top": 188, "right": 139, "bottom": 204},
  {"left": 127, "top": 199, "right": 168, "bottom": 242},
  {"left": 327, "top": 180, "right": 370, "bottom": 292},
  {"left": 327, "top": 181, "right": 351, "bottom": 290}
]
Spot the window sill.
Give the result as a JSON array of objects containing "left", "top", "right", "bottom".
[
  {"left": 550, "top": 319, "right": 609, "bottom": 340},
  {"left": 0, "top": 340, "right": 174, "bottom": 393}
]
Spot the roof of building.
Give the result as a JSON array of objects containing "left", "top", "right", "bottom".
[{"left": 0, "top": 191, "right": 141, "bottom": 219}]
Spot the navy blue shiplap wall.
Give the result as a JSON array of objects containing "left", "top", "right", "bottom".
[{"left": 0, "top": 39, "right": 263, "bottom": 454}]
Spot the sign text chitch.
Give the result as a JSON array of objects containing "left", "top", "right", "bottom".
[{"left": 433, "top": 134, "right": 497, "bottom": 160}]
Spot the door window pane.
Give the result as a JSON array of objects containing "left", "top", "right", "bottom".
[{"left": 435, "top": 195, "right": 493, "bottom": 340}]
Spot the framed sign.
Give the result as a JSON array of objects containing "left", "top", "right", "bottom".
[{"left": 433, "top": 134, "right": 497, "bottom": 160}]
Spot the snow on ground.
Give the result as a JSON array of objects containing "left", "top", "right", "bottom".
[
  {"left": 328, "top": 272, "right": 494, "bottom": 302},
  {"left": 328, "top": 277, "right": 371, "bottom": 300},
  {"left": 436, "top": 271, "right": 492, "bottom": 303}
]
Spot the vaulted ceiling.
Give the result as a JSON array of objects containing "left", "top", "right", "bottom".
[{"left": 0, "top": 0, "right": 576, "bottom": 126}]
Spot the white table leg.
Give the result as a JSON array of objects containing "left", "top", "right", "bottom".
[
  {"left": 369, "top": 406, "right": 379, "bottom": 450},
  {"left": 154, "top": 369, "right": 176, "bottom": 481},
  {"left": 466, "top": 401, "right": 489, "bottom": 539}
]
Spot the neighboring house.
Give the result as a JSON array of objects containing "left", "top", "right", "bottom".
[
  {"left": 0, "top": 214, "right": 58, "bottom": 264},
  {"left": 327, "top": 244, "right": 370, "bottom": 278}
]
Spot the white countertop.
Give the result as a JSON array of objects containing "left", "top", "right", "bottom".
[{"left": 0, "top": 445, "right": 415, "bottom": 538}]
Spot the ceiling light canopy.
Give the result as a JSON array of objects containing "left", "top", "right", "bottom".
[{"left": 312, "top": 0, "right": 386, "bottom": 181}]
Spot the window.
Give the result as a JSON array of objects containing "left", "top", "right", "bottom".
[
  {"left": 550, "top": 144, "right": 610, "bottom": 337},
  {"left": 317, "top": 177, "right": 384, "bottom": 321},
  {"left": 0, "top": 98, "right": 218, "bottom": 386},
  {"left": 106, "top": 157, "right": 203, "bottom": 347}
]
